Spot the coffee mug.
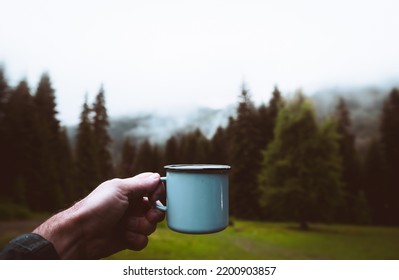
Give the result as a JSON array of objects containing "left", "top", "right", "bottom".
[{"left": 155, "top": 164, "right": 231, "bottom": 234}]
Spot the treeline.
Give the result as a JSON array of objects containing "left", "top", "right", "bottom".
[
  {"left": 0, "top": 70, "right": 114, "bottom": 214},
  {"left": 1, "top": 68, "right": 398, "bottom": 227}
]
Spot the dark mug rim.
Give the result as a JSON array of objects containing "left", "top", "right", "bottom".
[{"left": 164, "top": 164, "right": 231, "bottom": 173}]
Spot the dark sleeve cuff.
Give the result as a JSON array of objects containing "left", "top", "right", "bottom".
[{"left": 0, "top": 233, "right": 60, "bottom": 260}]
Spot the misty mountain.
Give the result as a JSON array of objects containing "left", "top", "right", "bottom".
[
  {"left": 120, "top": 105, "right": 236, "bottom": 144},
  {"left": 66, "top": 84, "right": 396, "bottom": 163},
  {"left": 67, "top": 105, "right": 237, "bottom": 162},
  {"left": 311, "top": 85, "right": 394, "bottom": 151},
  {"left": 113, "top": 106, "right": 236, "bottom": 162},
  {"left": 106, "top": 85, "right": 391, "bottom": 159},
  {"left": 108, "top": 86, "right": 388, "bottom": 144}
]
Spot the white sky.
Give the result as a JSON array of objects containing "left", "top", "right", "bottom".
[{"left": 1, "top": 0, "right": 398, "bottom": 125}]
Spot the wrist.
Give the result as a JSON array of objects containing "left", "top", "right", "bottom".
[{"left": 33, "top": 202, "right": 85, "bottom": 259}]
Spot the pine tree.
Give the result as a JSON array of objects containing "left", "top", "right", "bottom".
[
  {"left": 58, "top": 127, "right": 75, "bottom": 205},
  {"left": 334, "top": 97, "right": 366, "bottom": 223},
  {"left": 258, "top": 94, "right": 343, "bottom": 229},
  {"left": 0, "top": 67, "right": 8, "bottom": 119},
  {"left": 75, "top": 97, "right": 99, "bottom": 197},
  {"left": 363, "top": 139, "right": 389, "bottom": 224},
  {"left": 4, "top": 80, "right": 39, "bottom": 208},
  {"left": 0, "top": 67, "right": 10, "bottom": 199},
  {"left": 229, "top": 84, "right": 262, "bottom": 219},
  {"left": 164, "top": 136, "right": 179, "bottom": 165},
  {"left": 256, "top": 103, "right": 269, "bottom": 148},
  {"left": 179, "top": 129, "right": 210, "bottom": 164},
  {"left": 256, "top": 86, "right": 284, "bottom": 152},
  {"left": 92, "top": 86, "right": 114, "bottom": 183},
  {"left": 132, "top": 139, "right": 154, "bottom": 175},
  {"left": 119, "top": 137, "right": 136, "bottom": 178},
  {"left": 151, "top": 144, "right": 164, "bottom": 175},
  {"left": 380, "top": 88, "right": 399, "bottom": 225},
  {"left": 33, "top": 73, "right": 63, "bottom": 210},
  {"left": 210, "top": 126, "right": 228, "bottom": 164}
]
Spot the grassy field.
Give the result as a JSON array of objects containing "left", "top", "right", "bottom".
[
  {"left": 1, "top": 219, "right": 398, "bottom": 259},
  {"left": 107, "top": 220, "right": 399, "bottom": 260}
]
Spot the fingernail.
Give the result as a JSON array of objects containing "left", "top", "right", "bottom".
[{"left": 150, "top": 173, "right": 160, "bottom": 181}]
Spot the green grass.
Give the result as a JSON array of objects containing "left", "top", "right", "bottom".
[
  {"left": 107, "top": 220, "right": 399, "bottom": 260},
  {"left": 1, "top": 219, "right": 398, "bottom": 259}
]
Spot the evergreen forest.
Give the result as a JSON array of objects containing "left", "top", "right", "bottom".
[{"left": 1, "top": 67, "right": 398, "bottom": 229}]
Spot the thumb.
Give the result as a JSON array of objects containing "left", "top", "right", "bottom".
[{"left": 118, "top": 172, "right": 161, "bottom": 198}]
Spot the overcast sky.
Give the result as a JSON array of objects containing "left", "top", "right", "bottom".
[{"left": 1, "top": 0, "right": 398, "bottom": 125}]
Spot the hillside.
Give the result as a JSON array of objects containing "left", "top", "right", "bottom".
[
  {"left": 66, "top": 84, "right": 397, "bottom": 162},
  {"left": 311, "top": 85, "right": 393, "bottom": 151}
]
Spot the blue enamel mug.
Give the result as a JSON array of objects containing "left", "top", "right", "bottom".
[{"left": 155, "top": 164, "right": 230, "bottom": 234}]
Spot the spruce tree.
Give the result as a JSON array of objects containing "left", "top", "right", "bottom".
[
  {"left": 268, "top": 86, "right": 284, "bottom": 129},
  {"left": 256, "top": 86, "right": 283, "bottom": 152},
  {"left": 92, "top": 86, "right": 114, "bottom": 183},
  {"left": 363, "top": 139, "right": 389, "bottom": 224},
  {"left": 334, "top": 97, "right": 367, "bottom": 223},
  {"left": 210, "top": 126, "right": 228, "bottom": 164},
  {"left": 58, "top": 127, "right": 75, "bottom": 205},
  {"left": 132, "top": 139, "right": 154, "bottom": 175},
  {"left": 151, "top": 144, "right": 164, "bottom": 175},
  {"left": 258, "top": 94, "right": 343, "bottom": 229},
  {"left": 0, "top": 67, "right": 10, "bottom": 199},
  {"left": 164, "top": 136, "right": 179, "bottom": 165},
  {"left": 229, "top": 84, "right": 262, "bottom": 219},
  {"left": 33, "top": 73, "right": 63, "bottom": 210},
  {"left": 179, "top": 129, "right": 210, "bottom": 164},
  {"left": 119, "top": 137, "right": 136, "bottom": 178},
  {"left": 0, "top": 67, "right": 8, "bottom": 120},
  {"left": 75, "top": 97, "right": 99, "bottom": 197},
  {"left": 4, "top": 80, "right": 39, "bottom": 208},
  {"left": 380, "top": 88, "right": 399, "bottom": 225}
]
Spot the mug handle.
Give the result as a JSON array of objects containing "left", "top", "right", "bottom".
[{"left": 154, "top": 177, "right": 167, "bottom": 212}]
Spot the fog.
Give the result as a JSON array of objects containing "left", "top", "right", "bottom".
[{"left": 1, "top": 0, "right": 399, "bottom": 125}]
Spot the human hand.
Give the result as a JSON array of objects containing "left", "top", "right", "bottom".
[{"left": 33, "top": 172, "right": 165, "bottom": 259}]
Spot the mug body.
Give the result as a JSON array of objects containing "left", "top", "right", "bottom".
[{"left": 164, "top": 164, "right": 230, "bottom": 234}]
